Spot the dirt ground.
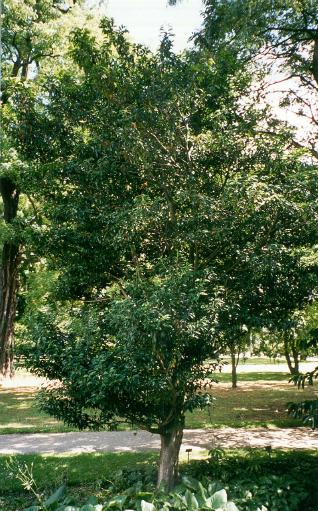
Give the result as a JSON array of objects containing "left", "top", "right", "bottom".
[{"left": 0, "top": 427, "right": 317, "bottom": 455}]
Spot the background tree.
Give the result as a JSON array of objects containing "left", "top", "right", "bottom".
[
  {"left": 196, "top": 0, "right": 318, "bottom": 160},
  {"left": 0, "top": 0, "right": 96, "bottom": 377},
  {"left": 254, "top": 302, "right": 318, "bottom": 375}
]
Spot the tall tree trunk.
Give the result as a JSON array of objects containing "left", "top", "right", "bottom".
[
  {"left": 157, "top": 427, "right": 183, "bottom": 490},
  {"left": 313, "top": 39, "right": 318, "bottom": 86},
  {"left": 283, "top": 338, "right": 299, "bottom": 375},
  {"left": 291, "top": 342, "right": 300, "bottom": 374},
  {"left": 0, "top": 178, "right": 20, "bottom": 378},
  {"left": 230, "top": 347, "right": 238, "bottom": 389}
]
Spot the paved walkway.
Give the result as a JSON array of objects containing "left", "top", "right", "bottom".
[{"left": 0, "top": 428, "right": 317, "bottom": 455}]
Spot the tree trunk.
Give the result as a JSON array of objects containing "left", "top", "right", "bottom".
[
  {"left": 157, "top": 427, "right": 183, "bottom": 490},
  {"left": 291, "top": 343, "right": 300, "bottom": 374},
  {"left": 0, "top": 178, "right": 20, "bottom": 378},
  {"left": 230, "top": 348, "right": 238, "bottom": 389},
  {"left": 313, "top": 39, "right": 318, "bottom": 86},
  {"left": 283, "top": 338, "right": 299, "bottom": 375}
]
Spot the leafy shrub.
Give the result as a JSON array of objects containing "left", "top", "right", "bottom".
[
  {"left": 186, "top": 450, "right": 318, "bottom": 511},
  {"left": 17, "top": 451, "right": 318, "bottom": 511},
  {"left": 288, "top": 399, "right": 318, "bottom": 429},
  {"left": 22, "top": 477, "right": 240, "bottom": 511}
]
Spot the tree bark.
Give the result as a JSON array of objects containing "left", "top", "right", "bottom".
[
  {"left": 0, "top": 178, "right": 20, "bottom": 378},
  {"left": 313, "top": 39, "right": 318, "bottom": 86},
  {"left": 283, "top": 338, "right": 299, "bottom": 375},
  {"left": 157, "top": 427, "right": 183, "bottom": 490},
  {"left": 291, "top": 343, "right": 300, "bottom": 374},
  {"left": 230, "top": 348, "right": 238, "bottom": 389}
]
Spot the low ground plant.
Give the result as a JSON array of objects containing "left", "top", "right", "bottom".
[
  {"left": 186, "top": 449, "right": 318, "bottom": 511},
  {"left": 20, "top": 477, "right": 240, "bottom": 511},
  {"left": 3, "top": 450, "right": 317, "bottom": 511}
]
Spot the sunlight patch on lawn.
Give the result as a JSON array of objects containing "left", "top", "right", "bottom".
[{"left": 0, "top": 423, "right": 33, "bottom": 429}]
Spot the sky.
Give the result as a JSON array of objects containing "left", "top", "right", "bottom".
[{"left": 99, "top": 0, "right": 204, "bottom": 52}]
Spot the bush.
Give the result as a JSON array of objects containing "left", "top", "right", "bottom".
[
  {"left": 17, "top": 450, "right": 318, "bottom": 511},
  {"left": 185, "top": 449, "right": 318, "bottom": 511},
  {"left": 22, "top": 477, "right": 240, "bottom": 511}
]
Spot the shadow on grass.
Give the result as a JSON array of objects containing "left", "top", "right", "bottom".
[{"left": 0, "top": 389, "right": 74, "bottom": 434}]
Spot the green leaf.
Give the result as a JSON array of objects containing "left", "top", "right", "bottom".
[
  {"left": 197, "top": 482, "right": 207, "bottom": 500},
  {"left": 172, "top": 493, "right": 187, "bottom": 509},
  {"left": 141, "top": 500, "right": 156, "bottom": 511},
  {"left": 184, "top": 490, "right": 199, "bottom": 510},
  {"left": 225, "top": 503, "right": 239, "bottom": 511},
  {"left": 209, "top": 489, "right": 227, "bottom": 509},
  {"left": 44, "top": 485, "right": 66, "bottom": 509},
  {"left": 181, "top": 476, "right": 199, "bottom": 491},
  {"left": 107, "top": 496, "right": 127, "bottom": 510},
  {"left": 86, "top": 497, "right": 98, "bottom": 505}
]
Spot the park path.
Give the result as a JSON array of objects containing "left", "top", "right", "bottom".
[{"left": 0, "top": 427, "right": 317, "bottom": 455}]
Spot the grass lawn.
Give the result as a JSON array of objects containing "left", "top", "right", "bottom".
[
  {"left": 215, "top": 371, "right": 290, "bottom": 382},
  {"left": 186, "top": 380, "right": 318, "bottom": 428},
  {"left": 224, "top": 357, "right": 287, "bottom": 365},
  {"left": 1, "top": 374, "right": 317, "bottom": 433},
  {"left": 0, "top": 388, "right": 74, "bottom": 435}
]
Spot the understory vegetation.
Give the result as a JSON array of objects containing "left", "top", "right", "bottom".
[{"left": 2, "top": 450, "right": 317, "bottom": 511}]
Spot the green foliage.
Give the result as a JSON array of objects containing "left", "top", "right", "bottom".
[
  {"left": 288, "top": 399, "right": 318, "bottom": 429},
  {"left": 288, "top": 365, "right": 318, "bottom": 428},
  {"left": 254, "top": 302, "right": 318, "bottom": 375},
  {"left": 186, "top": 450, "right": 318, "bottom": 511},
  {"left": 197, "top": 0, "right": 318, "bottom": 166},
  {"left": 13, "top": 451, "right": 318, "bottom": 511},
  {"left": 8, "top": 4, "right": 318, "bottom": 489},
  {"left": 11, "top": 17, "right": 318, "bottom": 458},
  {"left": 20, "top": 476, "right": 240, "bottom": 511},
  {"left": 23, "top": 269, "right": 218, "bottom": 433},
  {"left": 1, "top": 0, "right": 88, "bottom": 78},
  {"left": 292, "top": 366, "right": 318, "bottom": 389},
  {"left": 4, "top": 451, "right": 318, "bottom": 511},
  {"left": 199, "top": 0, "right": 318, "bottom": 72}
]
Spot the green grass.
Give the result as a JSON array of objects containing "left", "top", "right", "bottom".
[
  {"left": 228, "top": 357, "right": 287, "bottom": 365},
  {"left": 215, "top": 371, "right": 291, "bottom": 382},
  {"left": 1, "top": 375, "right": 317, "bottom": 433},
  {"left": 0, "top": 388, "right": 74, "bottom": 435},
  {"left": 0, "top": 451, "right": 157, "bottom": 510},
  {"left": 185, "top": 380, "right": 318, "bottom": 428}
]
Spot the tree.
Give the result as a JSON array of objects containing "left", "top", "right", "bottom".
[
  {"left": 14, "top": 20, "right": 318, "bottom": 488},
  {"left": 255, "top": 302, "right": 318, "bottom": 374},
  {"left": 193, "top": 0, "right": 318, "bottom": 379},
  {"left": 195, "top": 0, "right": 318, "bottom": 160},
  {"left": 18, "top": 25, "right": 232, "bottom": 487},
  {"left": 0, "top": 0, "right": 93, "bottom": 377}
]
